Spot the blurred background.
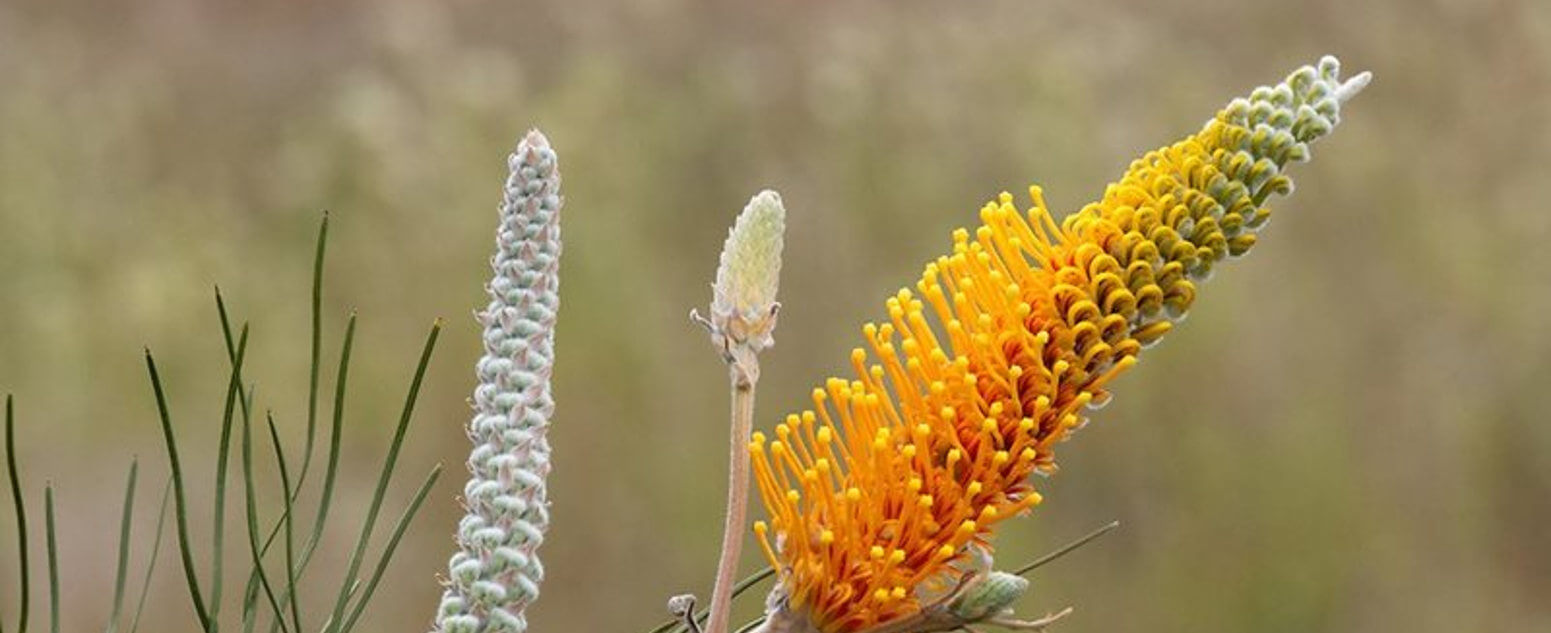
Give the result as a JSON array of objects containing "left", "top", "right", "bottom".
[{"left": 2, "top": 0, "right": 1549, "bottom": 631}]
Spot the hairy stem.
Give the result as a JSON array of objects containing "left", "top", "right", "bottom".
[{"left": 707, "top": 366, "right": 757, "bottom": 633}]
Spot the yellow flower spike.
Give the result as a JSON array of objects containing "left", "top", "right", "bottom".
[{"left": 752, "top": 57, "right": 1368, "bottom": 633}]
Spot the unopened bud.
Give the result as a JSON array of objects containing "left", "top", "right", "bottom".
[
  {"left": 698, "top": 189, "right": 787, "bottom": 382},
  {"left": 949, "top": 571, "right": 1030, "bottom": 622}
]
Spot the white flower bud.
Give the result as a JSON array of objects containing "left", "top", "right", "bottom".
[
  {"left": 433, "top": 130, "right": 561, "bottom": 633},
  {"left": 698, "top": 189, "right": 787, "bottom": 382}
]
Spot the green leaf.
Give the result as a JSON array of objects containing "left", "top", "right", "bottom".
[
  {"left": 43, "top": 486, "right": 57, "bottom": 633},
  {"left": 105, "top": 459, "right": 139, "bottom": 633},
  {"left": 128, "top": 478, "right": 174, "bottom": 633},
  {"left": 5, "top": 394, "right": 29, "bottom": 633},
  {"left": 323, "top": 321, "right": 440, "bottom": 633}
]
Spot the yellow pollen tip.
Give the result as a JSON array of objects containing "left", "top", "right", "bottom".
[
  {"left": 817, "top": 427, "right": 832, "bottom": 444},
  {"left": 891, "top": 587, "right": 907, "bottom": 600},
  {"left": 754, "top": 521, "right": 768, "bottom": 534},
  {"left": 871, "top": 546, "right": 885, "bottom": 560},
  {"left": 981, "top": 419, "right": 997, "bottom": 433},
  {"left": 786, "top": 490, "right": 800, "bottom": 503},
  {"left": 938, "top": 544, "right": 956, "bottom": 558},
  {"left": 889, "top": 549, "right": 906, "bottom": 564},
  {"left": 966, "top": 481, "right": 982, "bottom": 496},
  {"left": 958, "top": 520, "right": 978, "bottom": 534},
  {"left": 918, "top": 494, "right": 934, "bottom": 508},
  {"left": 820, "top": 530, "right": 834, "bottom": 545},
  {"left": 846, "top": 487, "right": 861, "bottom": 502}
]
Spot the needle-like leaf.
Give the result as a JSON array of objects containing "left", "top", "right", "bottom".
[
  {"left": 295, "top": 212, "right": 329, "bottom": 494},
  {"left": 43, "top": 486, "right": 58, "bottom": 633},
  {"left": 324, "top": 320, "right": 439, "bottom": 633},
  {"left": 264, "top": 413, "right": 303, "bottom": 633},
  {"left": 239, "top": 396, "right": 289, "bottom": 633},
  {"left": 106, "top": 459, "right": 140, "bottom": 633},
  {"left": 339, "top": 464, "right": 443, "bottom": 632},
  {"left": 147, "top": 348, "right": 217, "bottom": 632},
  {"left": 5, "top": 394, "right": 28, "bottom": 633},
  {"left": 128, "top": 478, "right": 174, "bottom": 633},
  {"left": 210, "top": 289, "right": 245, "bottom": 631}
]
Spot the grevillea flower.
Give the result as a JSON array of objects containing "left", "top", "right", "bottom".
[
  {"left": 749, "top": 57, "right": 1369, "bottom": 633},
  {"left": 435, "top": 130, "right": 562, "bottom": 633}
]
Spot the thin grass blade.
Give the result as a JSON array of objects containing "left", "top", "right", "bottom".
[
  {"left": 106, "top": 459, "right": 140, "bottom": 633},
  {"left": 239, "top": 399, "right": 290, "bottom": 633},
  {"left": 258, "top": 313, "right": 357, "bottom": 633},
  {"left": 129, "top": 477, "right": 173, "bottom": 633},
  {"left": 264, "top": 413, "right": 303, "bottom": 633},
  {"left": 339, "top": 464, "right": 442, "bottom": 632},
  {"left": 5, "top": 395, "right": 29, "bottom": 633},
  {"left": 1014, "top": 520, "right": 1121, "bottom": 576},
  {"left": 146, "top": 348, "right": 215, "bottom": 631},
  {"left": 209, "top": 307, "right": 252, "bottom": 631},
  {"left": 308, "top": 312, "right": 355, "bottom": 562},
  {"left": 295, "top": 212, "right": 329, "bottom": 494},
  {"left": 323, "top": 320, "right": 439, "bottom": 633},
  {"left": 43, "top": 486, "right": 57, "bottom": 633}
]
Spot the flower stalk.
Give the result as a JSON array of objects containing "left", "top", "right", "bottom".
[
  {"left": 693, "top": 190, "right": 787, "bottom": 633},
  {"left": 434, "top": 130, "right": 563, "bottom": 633}
]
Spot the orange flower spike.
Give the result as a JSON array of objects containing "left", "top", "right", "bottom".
[{"left": 753, "top": 57, "right": 1369, "bottom": 633}]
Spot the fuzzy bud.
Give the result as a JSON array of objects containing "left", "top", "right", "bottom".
[
  {"left": 948, "top": 572, "right": 1030, "bottom": 622},
  {"left": 433, "top": 129, "right": 562, "bottom": 633},
  {"left": 698, "top": 189, "right": 786, "bottom": 382}
]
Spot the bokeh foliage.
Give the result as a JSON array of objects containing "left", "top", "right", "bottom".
[{"left": 1, "top": 1, "right": 1548, "bottom": 632}]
